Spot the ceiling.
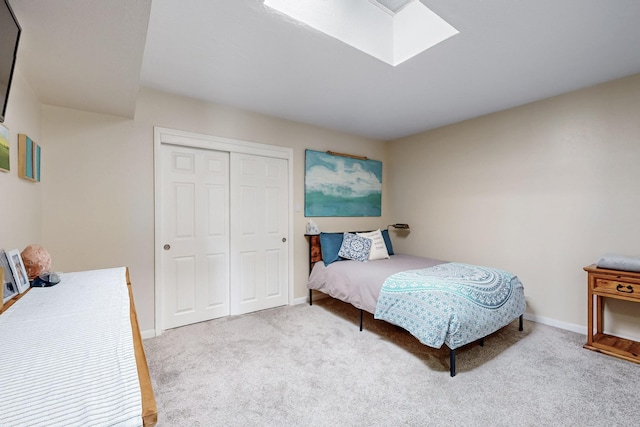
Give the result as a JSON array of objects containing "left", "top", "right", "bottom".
[{"left": 10, "top": 0, "right": 640, "bottom": 140}]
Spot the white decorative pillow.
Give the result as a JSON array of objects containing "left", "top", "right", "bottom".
[
  {"left": 357, "top": 229, "right": 389, "bottom": 261},
  {"left": 338, "top": 232, "right": 372, "bottom": 262}
]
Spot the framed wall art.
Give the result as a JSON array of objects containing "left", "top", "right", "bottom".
[
  {"left": 0, "top": 124, "right": 9, "bottom": 172},
  {"left": 305, "top": 149, "right": 382, "bottom": 217},
  {"left": 18, "top": 133, "right": 41, "bottom": 182}
]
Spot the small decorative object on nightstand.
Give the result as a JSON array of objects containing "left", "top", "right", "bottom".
[
  {"left": 583, "top": 264, "right": 640, "bottom": 364},
  {"left": 306, "top": 220, "right": 320, "bottom": 235}
]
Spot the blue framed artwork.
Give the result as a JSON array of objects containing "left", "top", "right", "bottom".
[
  {"left": 18, "top": 134, "right": 40, "bottom": 182},
  {"left": 305, "top": 150, "right": 382, "bottom": 217}
]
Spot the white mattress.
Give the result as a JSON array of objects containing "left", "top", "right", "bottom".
[{"left": 0, "top": 267, "right": 142, "bottom": 427}]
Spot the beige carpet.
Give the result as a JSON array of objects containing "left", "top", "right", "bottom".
[{"left": 144, "top": 298, "right": 639, "bottom": 426}]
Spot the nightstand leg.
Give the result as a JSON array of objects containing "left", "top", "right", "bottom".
[
  {"left": 587, "top": 290, "right": 594, "bottom": 346},
  {"left": 596, "top": 295, "right": 603, "bottom": 335}
]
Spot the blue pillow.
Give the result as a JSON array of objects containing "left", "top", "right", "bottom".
[
  {"left": 381, "top": 229, "right": 394, "bottom": 255},
  {"left": 338, "top": 232, "right": 372, "bottom": 262},
  {"left": 320, "top": 232, "right": 345, "bottom": 266}
]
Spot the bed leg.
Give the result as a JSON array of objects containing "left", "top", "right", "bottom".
[
  {"left": 519, "top": 314, "right": 523, "bottom": 331},
  {"left": 359, "top": 309, "right": 363, "bottom": 332},
  {"left": 449, "top": 348, "right": 456, "bottom": 377},
  {"left": 309, "top": 289, "right": 313, "bottom": 306}
]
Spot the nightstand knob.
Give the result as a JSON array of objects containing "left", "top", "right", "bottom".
[{"left": 616, "top": 284, "right": 634, "bottom": 293}]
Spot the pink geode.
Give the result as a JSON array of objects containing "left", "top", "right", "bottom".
[{"left": 20, "top": 244, "right": 52, "bottom": 280}]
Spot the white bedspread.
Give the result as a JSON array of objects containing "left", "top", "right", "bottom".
[{"left": 0, "top": 267, "right": 142, "bottom": 427}]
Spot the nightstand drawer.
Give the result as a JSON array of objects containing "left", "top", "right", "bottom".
[{"left": 593, "top": 278, "right": 640, "bottom": 299}]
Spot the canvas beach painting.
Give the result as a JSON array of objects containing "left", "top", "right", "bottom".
[
  {"left": 0, "top": 124, "right": 9, "bottom": 172},
  {"left": 305, "top": 150, "right": 382, "bottom": 217}
]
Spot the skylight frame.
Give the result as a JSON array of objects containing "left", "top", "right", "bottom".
[
  {"left": 369, "top": 0, "right": 415, "bottom": 16},
  {"left": 264, "top": 0, "right": 458, "bottom": 66}
]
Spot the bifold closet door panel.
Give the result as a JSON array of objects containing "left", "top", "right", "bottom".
[
  {"left": 230, "top": 152, "right": 289, "bottom": 315},
  {"left": 160, "top": 144, "right": 230, "bottom": 329}
]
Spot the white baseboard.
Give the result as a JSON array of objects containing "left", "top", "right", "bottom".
[
  {"left": 523, "top": 313, "right": 586, "bottom": 335},
  {"left": 293, "top": 292, "right": 328, "bottom": 306},
  {"left": 144, "top": 300, "right": 590, "bottom": 340},
  {"left": 292, "top": 294, "right": 589, "bottom": 336},
  {"left": 293, "top": 296, "right": 590, "bottom": 336},
  {"left": 293, "top": 296, "right": 307, "bottom": 305},
  {"left": 141, "top": 329, "right": 157, "bottom": 340}
]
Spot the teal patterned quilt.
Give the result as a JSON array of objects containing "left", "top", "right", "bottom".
[{"left": 374, "top": 262, "right": 526, "bottom": 350}]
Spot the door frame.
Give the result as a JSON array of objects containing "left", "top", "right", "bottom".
[{"left": 153, "top": 127, "right": 294, "bottom": 336}]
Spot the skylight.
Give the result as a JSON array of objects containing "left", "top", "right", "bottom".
[
  {"left": 264, "top": 0, "right": 458, "bottom": 66},
  {"left": 370, "top": 0, "right": 414, "bottom": 15}
]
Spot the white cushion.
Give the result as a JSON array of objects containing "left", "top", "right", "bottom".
[{"left": 357, "top": 229, "right": 389, "bottom": 261}]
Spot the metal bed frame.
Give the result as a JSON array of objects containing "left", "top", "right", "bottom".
[{"left": 310, "top": 288, "right": 524, "bottom": 376}]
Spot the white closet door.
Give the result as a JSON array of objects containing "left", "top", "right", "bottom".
[
  {"left": 160, "top": 144, "right": 230, "bottom": 329},
  {"left": 230, "top": 153, "right": 289, "bottom": 315}
]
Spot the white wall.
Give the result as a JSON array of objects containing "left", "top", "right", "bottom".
[
  {"left": 16, "top": 63, "right": 640, "bottom": 340},
  {"left": 0, "top": 67, "right": 42, "bottom": 252},
  {"left": 387, "top": 73, "right": 640, "bottom": 338},
  {"left": 41, "top": 87, "right": 389, "bottom": 334}
]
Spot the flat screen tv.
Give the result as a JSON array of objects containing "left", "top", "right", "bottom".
[{"left": 0, "top": 0, "right": 21, "bottom": 123}]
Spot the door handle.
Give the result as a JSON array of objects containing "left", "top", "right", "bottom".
[
  {"left": 163, "top": 244, "right": 171, "bottom": 250},
  {"left": 282, "top": 237, "right": 287, "bottom": 243}
]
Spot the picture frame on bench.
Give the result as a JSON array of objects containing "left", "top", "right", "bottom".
[
  {"left": 6, "top": 249, "right": 29, "bottom": 294},
  {"left": 1, "top": 249, "right": 18, "bottom": 304}
]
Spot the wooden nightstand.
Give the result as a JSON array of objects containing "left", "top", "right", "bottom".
[
  {"left": 304, "top": 234, "right": 321, "bottom": 273},
  {"left": 583, "top": 264, "right": 640, "bottom": 363}
]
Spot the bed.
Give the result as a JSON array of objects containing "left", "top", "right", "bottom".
[{"left": 306, "top": 231, "right": 526, "bottom": 376}]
